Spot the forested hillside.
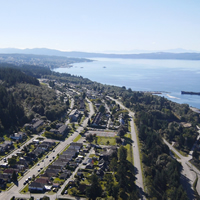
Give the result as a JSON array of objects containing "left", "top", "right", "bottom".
[
  {"left": 114, "top": 89, "right": 199, "bottom": 199},
  {"left": 0, "top": 67, "right": 39, "bottom": 86},
  {"left": 0, "top": 65, "right": 68, "bottom": 134},
  {"left": 0, "top": 85, "right": 25, "bottom": 134}
]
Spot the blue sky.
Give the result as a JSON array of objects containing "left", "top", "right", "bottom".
[{"left": 0, "top": 0, "right": 200, "bottom": 52}]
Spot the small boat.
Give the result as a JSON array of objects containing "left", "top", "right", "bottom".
[{"left": 103, "top": 66, "right": 106, "bottom": 68}]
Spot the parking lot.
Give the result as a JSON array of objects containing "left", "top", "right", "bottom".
[{"left": 86, "top": 130, "right": 117, "bottom": 137}]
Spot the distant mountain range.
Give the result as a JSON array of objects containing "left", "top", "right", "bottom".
[
  {"left": 103, "top": 48, "right": 200, "bottom": 54},
  {"left": 0, "top": 48, "right": 200, "bottom": 60}
]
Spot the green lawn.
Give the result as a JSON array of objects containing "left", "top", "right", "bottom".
[
  {"left": 96, "top": 137, "right": 117, "bottom": 145},
  {"left": 20, "top": 184, "right": 29, "bottom": 193},
  {"left": 124, "top": 133, "right": 133, "bottom": 164},
  {"left": 73, "top": 134, "right": 82, "bottom": 142}
]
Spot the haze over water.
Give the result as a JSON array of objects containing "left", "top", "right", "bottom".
[{"left": 53, "top": 58, "right": 200, "bottom": 109}]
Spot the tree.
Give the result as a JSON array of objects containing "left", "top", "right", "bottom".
[
  {"left": 86, "top": 174, "right": 102, "bottom": 200},
  {"left": 86, "top": 134, "right": 94, "bottom": 143},
  {"left": 84, "top": 110, "right": 89, "bottom": 117},
  {"left": 82, "top": 92, "right": 86, "bottom": 99},
  {"left": 118, "top": 146, "right": 127, "bottom": 162},
  {"left": 104, "top": 173, "right": 114, "bottom": 195},
  {"left": 88, "top": 119, "right": 91, "bottom": 126},
  {"left": 117, "top": 125, "right": 126, "bottom": 137},
  {"left": 116, "top": 137, "right": 122, "bottom": 145},
  {"left": 112, "top": 184, "right": 119, "bottom": 200},
  {"left": 41, "top": 196, "right": 50, "bottom": 200},
  {"left": 8, "top": 157, "right": 17, "bottom": 166},
  {"left": 99, "top": 105, "right": 105, "bottom": 113},
  {"left": 192, "top": 149, "right": 198, "bottom": 159},
  {"left": 12, "top": 171, "right": 17, "bottom": 182},
  {"left": 109, "top": 158, "right": 118, "bottom": 172},
  {"left": 66, "top": 99, "right": 70, "bottom": 106}
]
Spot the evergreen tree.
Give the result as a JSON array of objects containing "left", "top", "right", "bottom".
[{"left": 86, "top": 174, "right": 102, "bottom": 200}]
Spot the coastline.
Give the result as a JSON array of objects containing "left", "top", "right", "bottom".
[{"left": 53, "top": 58, "right": 200, "bottom": 109}]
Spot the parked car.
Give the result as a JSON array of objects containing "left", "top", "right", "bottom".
[{"left": 64, "top": 190, "right": 68, "bottom": 194}]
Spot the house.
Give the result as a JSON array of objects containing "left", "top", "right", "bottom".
[
  {"left": 119, "top": 113, "right": 125, "bottom": 125},
  {"left": 35, "top": 177, "right": 51, "bottom": 185},
  {"left": 52, "top": 160, "right": 68, "bottom": 168},
  {"left": 85, "top": 163, "right": 94, "bottom": 169},
  {"left": 59, "top": 154, "right": 72, "bottom": 162},
  {"left": 52, "top": 183, "right": 60, "bottom": 188},
  {"left": 100, "top": 146, "right": 118, "bottom": 160},
  {"left": 24, "top": 123, "right": 33, "bottom": 130},
  {"left": 91, "top": 112, "right": 102, "bottom": 126},
  {"left": 62, "top": 149, "right": 77, "bottom": 158},
  {"left": 0, "top": 141, "right": 13, "bottom": 153},
  {"left": 79, "top": 100, "right": 85, "bottom": 111},
  {"left": 42, "top": 168, "right": 59, "bottom": 178},
  {"left": 32, "top": 119, "right": 44, "bottom": 130},
  {"left": 10, "top": 132, "right": 26, "bottom": 140},
  {"left": 29, "top": 182, "right": 44, "bottom": 192},
  {"left": 59, "top": 170, "right": 71, "bottom": 180},
  {"left": 43, "top": 139, "right": 55, "bottom": 146},
  {"left": 69, "top": 142, "right": 83, "bottom": 152},
  {"left": 69, "top": 109, "right": 80, "bottom": 122},
  {"left": 3, "top": 168, "right": 18, "bottom": 176},
  {"left": 32, "top": 148, "right": 44, "bottom": 157},
  {"left": 87, "top": 95, "right": 96, "bottom": 100},
  {"left": 0, "top": 178, "right": 6, "bottom": 189},
  {"left": 24, "top": 154, "right": 36, "bottom": 161},
  {"left": 68, "top": 161, "right": 78, "bottom": 168},
  {"left": 38, "top": 143, "right": 49, "bottom": 151},
  {"left": 58, "top": 125, "right": 68, "bottom": 135},
  {"left": 32, "top": 139, "right": 40, "bottom": 144},
  {"left": 16, "top": 159, "right": 29, "bottom": 170},
  {"left": 0, "top": 173, "right": 11, "bottom": 183},
  {"left": 56, "top": 123, "right": 64, "bottom": 129},
  {"left": 49, "top": 129, "right": 59, "bottom": 135},
  {"left": 48, "top": 165, "right": 63, "bottom": 171},
  {"left": 59, "top": 173, "right": 68, "bottom": 180}
]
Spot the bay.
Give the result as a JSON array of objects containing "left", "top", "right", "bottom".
[{"left": 53, "top": 58, "right": 200, "bottom": 109}]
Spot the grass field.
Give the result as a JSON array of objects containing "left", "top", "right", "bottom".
[
  {"left": 96, "top": 136, "right": 117, "bottom": 145},
  {"left": 73, "top": 134, "right": 81, "bottom": 142},
  {"left": 124, "top": 133, "right": 133, "bottom": 164}
]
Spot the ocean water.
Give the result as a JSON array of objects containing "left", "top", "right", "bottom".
[{"left": 53, "top": 58, "right": 200, "bottom": 109}]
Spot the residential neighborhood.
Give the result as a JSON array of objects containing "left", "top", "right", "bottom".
[{"left": 0, "top": 78, "right": 136, "bottom": 200}]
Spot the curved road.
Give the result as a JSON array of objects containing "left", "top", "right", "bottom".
[{"left": 163, "top": 138, "right": 200, "bottom": 199}]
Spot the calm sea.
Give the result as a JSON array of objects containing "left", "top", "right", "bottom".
[{"left": 53, "top": 58, "right": 200, "bottom": 109}]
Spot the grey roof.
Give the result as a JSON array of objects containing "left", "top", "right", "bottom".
[{"left": 33, "top": 120, "right": 44, "bottom": 129}]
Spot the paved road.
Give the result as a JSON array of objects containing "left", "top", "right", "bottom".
[
  {"left": 163, "top": 138, "right": 200, "bottom": 199},
  {"left": 108, "top": 96, "right": 145, "bottom": 199},
  {"left": 0, "top": 98, "right": 94, "bottom": 200},
  {"left": 0, "top": 135, "right": 40, "bottom": 165}
]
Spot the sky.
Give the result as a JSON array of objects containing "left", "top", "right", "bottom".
[{"left": 0, "top": 0, "right": 200, "bottom": 52}]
